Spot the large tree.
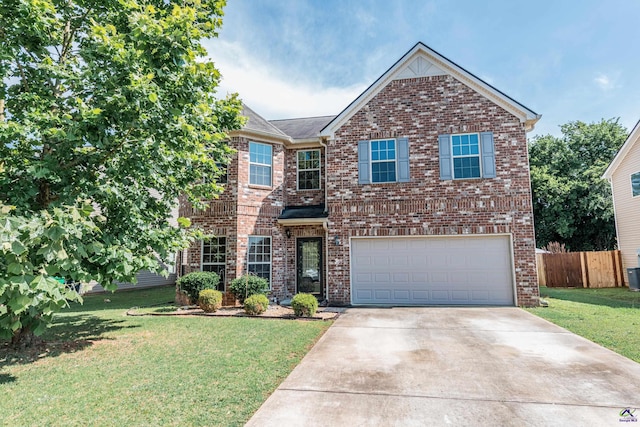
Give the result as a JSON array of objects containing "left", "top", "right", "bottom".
[
  {"left": 0, "top": 0, "right": 242, "bottom": 346},
  {"left": 529, "top": 119, "right": 627, "bottom": 251}
]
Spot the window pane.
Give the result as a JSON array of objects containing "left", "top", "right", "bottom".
[
  {"left": 202, "top": 237, "right": 226, "bottom": 291},
  {"left": 372, "top": 161, "right": 397, "bottom": 183},
  {"left": 632, "top": 172, "right": 640, "bottom": 197},
  {"left": 248, "top": 236, "right": 271, "bottom": 286},
  {"left": 453, "top": 157, "right": 481, "bottom": 179},
  {"left": 250, "top": 164, "right": 272, "bottom": 186}
]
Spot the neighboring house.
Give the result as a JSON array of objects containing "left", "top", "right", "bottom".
[
  {"left": 179, "top": 42, "right": 541, "bottom": 306},
  {"left": 85, "top": 196, "right": 179, "bottom": 293},
  {"left": 603, "top": 119, "right": 640, "bottom": 283}
]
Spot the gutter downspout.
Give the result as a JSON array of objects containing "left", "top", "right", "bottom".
[{"left": 319, "top": 137, "right": 330, "bottom": 303}]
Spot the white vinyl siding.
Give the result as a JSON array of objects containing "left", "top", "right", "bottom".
[{"left": 610, "top": 136, "right": 640, "bottom": 284}]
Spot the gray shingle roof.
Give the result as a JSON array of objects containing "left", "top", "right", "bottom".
[
  {"left": 241, "top": 104, "right": 288, "bottom": 138},
  {"left": 270, "top": 115, "right": 336, "bottom": 140}
]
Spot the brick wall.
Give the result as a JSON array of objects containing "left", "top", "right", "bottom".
[{"left": 325, "top": 75, "right": 539, "bottom": 306}]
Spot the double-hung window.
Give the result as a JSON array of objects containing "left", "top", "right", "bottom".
[
  {"left": 632, "top": 172, "right": 640, "bottom": 197},
  {"left": 249, "top": 142, "right": 272, "bottom": 186},
  {"left": 438, "top": 132, "right": 496, "bottom": 180},
  {"left": 371, "top": 139, "right": 397, "bottom": 183},
  {"left": 201, "top": 237, "right": 226, "bottom": 291},
  {"left": 451, "top": 134, "right": 481, "bottom": 179},
  {"left": 248, "top": 236, "right": 271, "bottom": 287},
  {"left": 297, "top": 150, "right": 321, "bottom": 190},
  {"left": 357, "top": 137, "right": 410, "bottom": 184}
]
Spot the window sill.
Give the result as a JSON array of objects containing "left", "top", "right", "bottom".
[{"left": 248, "top": 184, "right": 273, "bottom": 190}]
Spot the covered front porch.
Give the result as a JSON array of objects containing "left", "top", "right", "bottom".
[{"left": 278, "top": 204, "right": 329, "bottom": 303}]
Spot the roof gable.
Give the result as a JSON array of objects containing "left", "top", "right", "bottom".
[
  {"left": 603, "top": 119, "right": 640, "bottom": 179},
  {"left": 320, "top": 42, "right": 540, "bottom": 137}
]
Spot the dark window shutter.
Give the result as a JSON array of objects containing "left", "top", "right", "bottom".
[
  {"left": 438, "top": 134, "right": 452, "bottom": 180},
  {"left": 397, "top": 137, "right": 410, "bottom": 182},
  {"left": 358, "top": 140, "right": 370, "bottom": 184},
  {"left": 480, "top": 132, "right": 496, "bottom": 178}
]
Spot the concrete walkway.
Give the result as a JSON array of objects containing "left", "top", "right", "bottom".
[{"left": 247, "top": 307, "right": 640, "bottom": 426}]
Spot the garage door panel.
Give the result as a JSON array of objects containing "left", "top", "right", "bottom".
[
  {"left": 351, "top": 236, "right": 514, "bottom": 306},
  {"left": 393, "top": 272, "right": 409, "bottom": 283},
  {"left": 393, "top": 290, "right": 410, "bottom": 300}
]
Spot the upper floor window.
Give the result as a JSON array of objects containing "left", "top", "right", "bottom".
[
  {"left": 249, "top": 142, "right": 272, "bottom": 186},
  {"left": 438, "top": 132, "right": 496, "bottom": 180},
  {"left": 632, "top": 172, "right": 640, "bottom": 197},
  {"left": 371, "top": 139, "right": 397, "bottom": 183},
  {"left": 451, "top": 134, "right": 481, "bottom": 179},
  {"left": 357, "top": 138, "right": 410, "bottom": 184},
  {"left": 201, "top": 237, "right": 226, "bottom": 291},
  {"left": 297, "top": 150, "right": 321, "bottom": 190}
]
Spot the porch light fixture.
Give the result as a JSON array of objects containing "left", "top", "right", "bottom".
[
  {"left": 285, "top": 229, "right": 292, "bottom": 239},
  {"left": 334, "top": 235, "right": 341, "bottom": 246}
]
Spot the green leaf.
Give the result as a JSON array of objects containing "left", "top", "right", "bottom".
[
  {"left": 148, "top": 93, "right": 158, "bottom": 102},
  {"left": 7, "top": 263, "right": 22, "bottom": 275},
  {"left": 31, "top": 275, "right": 49, "bottom": 291}
]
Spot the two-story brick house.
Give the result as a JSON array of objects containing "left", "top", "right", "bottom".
[{"left": 179, "top": 42, "right": 541, "bottom": 306}]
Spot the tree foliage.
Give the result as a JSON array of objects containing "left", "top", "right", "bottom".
[
  {"left": 529, "top": 119, "right": 627, "bottom": 251},
  {"left": 0, "top": 0, "right": 243, "bottom": 344}
]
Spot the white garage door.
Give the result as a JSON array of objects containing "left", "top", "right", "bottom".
[{"left": 351, "top": 235, "right": 514, "bottom": 306}]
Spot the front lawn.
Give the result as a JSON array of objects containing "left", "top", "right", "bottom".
[
  {"left": 0, "top": 286, "right": 331, "bottom": 426},
  {"left": 527, "top": 287, "right": 640, "bottom": 363}
]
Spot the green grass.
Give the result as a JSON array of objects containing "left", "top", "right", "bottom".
[
  {"left": 526, "top": 286, "right": 640, "bottom": 363},
  {"left": 0, "top": 286, "right": 331, "bottom": 426}
]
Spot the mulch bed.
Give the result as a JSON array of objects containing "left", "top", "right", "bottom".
[{"left": 126, "top": 304, "right": 343, "bottom": 321}]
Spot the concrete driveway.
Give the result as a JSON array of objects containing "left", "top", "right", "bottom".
[{"left": 247, "top": 307, "right": 640, "bottom": 426}]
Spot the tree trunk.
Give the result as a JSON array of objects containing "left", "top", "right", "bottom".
[{"left": 10, "top": 327, "right": 40, "bottom": 349}]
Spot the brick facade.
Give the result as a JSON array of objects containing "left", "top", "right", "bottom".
[
  {"left": 324, "top": 75, "right": 538, "bottom": 306},
  {"left": 179, "top": 44, "right": 540, "bottom": 307}
]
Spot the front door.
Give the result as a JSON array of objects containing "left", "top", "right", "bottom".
[{"left": 296, "top": 237, "right": 323, "bottom": 299}]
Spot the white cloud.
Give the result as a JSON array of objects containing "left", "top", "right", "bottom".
[
  {"left": 206, "top": 40, "right": 367, "bottom": 119},
  {"left": 594, "top": 73, "right": 615, "bottom": 91}
]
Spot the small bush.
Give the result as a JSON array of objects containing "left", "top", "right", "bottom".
[
  {"left": 177, "top": 272, "right": 220, "bottom": 304},
  {"left": 291, "top": 293, "right": 318, "bottom": 317},
  {"left": 228, "top": 275, "right": 269, "bottom": 304},
  {"left": 198, "top": 289, "right": 223, "bottom": 313},
  {"left": 244, "top": 294, "right": 270, "bottom": 315}
]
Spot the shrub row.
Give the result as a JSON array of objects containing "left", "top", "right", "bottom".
[{"left": 178, "top": 272, "right": 319, "bottom": 317}]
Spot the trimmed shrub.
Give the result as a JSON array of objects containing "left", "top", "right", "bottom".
[
  {"left": 198, "top": 289, "right": 223, "bottom": 313},
  {"left": 228, "top": 275, "right": 269, "bottom": 304},
  {"left": 177, "top": 272, "right": 220, "bottom": 304},
  {"left": 291, "top": 293, "right": 318, "bottom": 317},
  {"left": 244, "top": 294, "right": 270, "bottom": 315}
]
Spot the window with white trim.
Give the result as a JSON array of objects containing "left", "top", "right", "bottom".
[
  {"left": 297, "top": 150, "right": 320, "bottom": 190},
  {"left": 371, "top": 139, "right": 397, "bottom": 183},
  {"left": 249, "top": 142, "right": 272, "bottom": 186},
  {"left": 201, "top": 237, "right": 226, "bottom": 291},
  {"left": 632, "top": 172, "right": 640, "bottom": 197},
  {"left": 451, "top": 133, "right": 481, "bottom": 179},
  {"left": 248, "top": 236, "right": 271, "bottom": 287}
]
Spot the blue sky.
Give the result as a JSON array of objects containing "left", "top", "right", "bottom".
[{"left": 204, "top": 0, "right": 640, "bottom": 137}]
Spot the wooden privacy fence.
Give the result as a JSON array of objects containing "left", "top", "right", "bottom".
[{"left": 536, "top": 250, "right": 624, "bottom": 288}]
